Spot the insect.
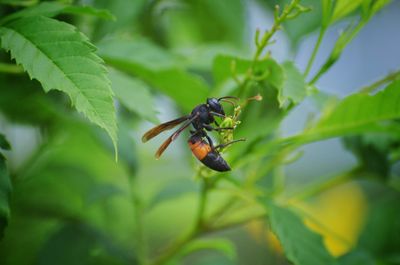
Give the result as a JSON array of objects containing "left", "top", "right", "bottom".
[{"left": 141, "top": 97, "right": 244, "bottom": 172}]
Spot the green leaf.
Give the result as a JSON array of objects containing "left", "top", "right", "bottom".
[
  {"left": 213, "top": 54, "right": 284, "bottom": 90},
  {"left": 267, "top": 203, "right": 337, "bottom": 265},
  {"left": 293, "top": 80, "right": 400, "bottom": 143},
  {"left": 279, "top": 62, "right": 307, "bottom": 107},
  {"left": 37, "top": 223, "right": 137, "bottom": 265},
  {"left": 0, "top": 16, "right": 118, "bottom": 154},
  {"left": 357, "top": 190, "right": 400, "bottom": 259},
  {"left": 163, "top": 0, "right": 246, "bottom": 47},
  {"left": 109, "top": 68, "right": 158, "bottom": 123},
  {"left": 338, "top": 250, "right": 376, "bottom": 265},
  {"left": 99, "top": 38, "right": 209, "bottom": 112},
  {"left": 0, "top": 2, "right": 115, "bottom": 25},
  {"left": 90, "top": 0, "right": 146, "bottom": 42},
  {"left": 0, "top": 153, "right": 12, "bottom": 239},
  {"left": 0, "top": 133, "right": 11, "bottom": 150},
  {"left": 331, "top": 0, "right": 364, "bottom": 23}
]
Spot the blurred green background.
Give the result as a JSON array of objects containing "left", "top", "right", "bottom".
[{"left": 1, "top": 0, "right": 400, "bottom": 265}]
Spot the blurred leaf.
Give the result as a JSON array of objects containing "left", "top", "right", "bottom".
[
  {"left": 279, "top": 61, "right": 307, "bottom": 107},
  {"left": 331, "top": 0, "right": 364, "bottom": 24},
  {"left": 174, "top": 238, "right": 236, "bottom": 263},
  {"left": 295, "top": 80, "right": 400, "bottom": 142},
  {"left": 99, "top": 38, "right": 209, "bottom": 112},
  {"left": 94, "top": 118, "right": 138, "bottom": 176},
  {"left": 0, "top": 216, "right": 61, "bottom": 265},
  {"left": 149, "top": 179, "right": 198, "bottom": 210},
  {"left": 91, "top": 0, "right": 146, "bottom": 41},
  {"left": 0, "top": 75, "right": 63, "bottom": 124},
  {"left": 0, "top": 0, "right": 36, "bottom": 5},
  {"left": 0, "top": 16, "right": 118, "bottom": 153},
  {"left": 0, "top": 153, "right": 12, "bottom": 239},
  {"left": 370, "top": 0, "right": 392, "bottom": 16},
  {"left": 0, "top": 133, "right": 11, "bottom": 150},
  {"left": 267, "top": 202, "right": 337, "bottom": 265},
  {"left": 338, "top": 250, "right": 376, "bottom": 265},
  {"left": 109, "top": 68, "right": 159, "bottom": 123},
  {"left": 357, "top": 188, "right": 400, "bottom": 260},
  {"left": 0, "top": 2, "right": 115, "bottom": 25},
  {"left": 163, "top": 0, "right": 246, "bottom": 47},
  {"left": 37, "top": 223, "right": 136, "bottom": 265},
  {"left": 213, "top": 54, "right": 284, "bottom": 90},
  {"left": 176, "top": 44, "right": 246, "bottom": 71},
  {"left": 343, "top": 133, "right": 396, "bottom": 179}
]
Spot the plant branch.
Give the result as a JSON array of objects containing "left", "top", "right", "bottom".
[
  {"left": 304, "top": 27, "right": 327, "bottom": 78},
  {"left": 359, "top": 69, "right": 400, "bottom": 93}
]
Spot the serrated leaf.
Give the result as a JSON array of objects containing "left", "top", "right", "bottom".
[
  {"left": 0, "top": 2, "right": 114, "bottom": 25},
  {"left": 109, "top": 68, "right": 158, "bottom": 123},
  {"left": 99, "top": 38, "right": 209, "bottom": 112},
  {"left": 0, "top": 133, "right": 11, "bottom": 150},
  {"left": 268, "top": 203, "right": 337, "bottom": 265},
  {"left": 0, "top": 153, "right": 12, "bottom": 239},
  {"left": 0, "top": 16, "right": 118, "bottom": 154},
  {"left": 279, "top": 62, "right": 307, "bottom": 107}
]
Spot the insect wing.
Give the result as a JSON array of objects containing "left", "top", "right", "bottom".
[
  {"left": 142, "top": 115, "right": 190, "bottom": 142},
  {"left": 155, "top": 113, "right": 199, "bottom": 159}
]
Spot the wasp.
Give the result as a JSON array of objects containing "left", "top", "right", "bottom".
[{"left": 142, "top": 97, "right": 244, "bottom": 172}]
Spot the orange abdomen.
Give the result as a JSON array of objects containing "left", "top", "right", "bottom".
[{"left": 188, "top": 140, "right": 211, "bottom": 160}]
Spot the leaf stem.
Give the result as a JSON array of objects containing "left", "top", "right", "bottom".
[
  {"left": 304, "top": 27, "right": 327, "bottom": 78},
  {"left": 359, "top": 69, "right": 400, "bottom": 93}
]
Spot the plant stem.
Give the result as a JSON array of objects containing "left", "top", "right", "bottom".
[
  {"left": 0, "top": 62, "right": 24, "bottom": 74},
  {"left": 304, "top": 27, "right": 327, "bottom": 78},
  {"left": 195, "top": 179, "right": 209, "bottom": 230},
  {"left": 359, "top": 69, "right": 400, "bottom": 93}
]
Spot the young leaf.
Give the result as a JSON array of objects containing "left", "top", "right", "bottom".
[
  {"left": 279, "top": 62, "right": 307, "bottom": 107},
  {"left": 331, "top": 0, "right": 364, "bottom": 24},
  {"left": 108, "top": 68, "right": 158, "bottom": 123},
  {"left": 0, "top": 153, "right": 12, "bottom": 239},
  {"left": 267, "top": 203, "right": 337, "bottom": 265},
  {"left": 0, "top": 16, "right": 118, "bottom": 153}
]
